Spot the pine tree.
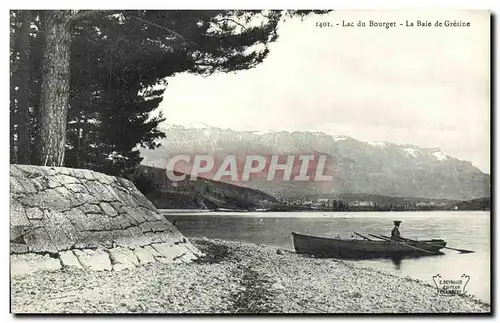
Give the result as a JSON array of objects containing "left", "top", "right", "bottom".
[{"left": 10, "top": 10, "right": 327, "bottom": 173}]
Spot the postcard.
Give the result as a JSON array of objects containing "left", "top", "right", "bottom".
[{"left": 9, "top": 9, "right": 491, "bottom": 314}]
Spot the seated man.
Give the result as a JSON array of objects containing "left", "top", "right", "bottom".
[{"left": 391, "top": 220, "right": 402, "bottom": 240}]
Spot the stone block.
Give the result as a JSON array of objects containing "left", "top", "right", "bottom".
[
  {"left": 93, "top": 171, "right": 113, "bottom": 185},
  {"left": 16, "top": 177, "right": 38, "bottom": 193},
  {"left": 149, "top": 221, "right": 168, "bottom": 232},
  {"left": 63, "top": 208, "right": 87, "bottom": 230},
  {"left": 180, "top": 251, "right": 198, "bottom": 263},
  {"left": 157, "top": 231, "right": 180, "bottom": 246},
  {"left": 111, "top": 202, "right": 126, "bottom": 214},
  {"left": 10, "top": 200, "right": 30, "bottom": 227},
  {"left": 10, "top": 225, "right": 27, "bottom": 242},
  {"left": 84, "top": 213, "right": 114, "bottom": 231},
  {"left": 10, "top": 165, "right": 24, "bottom": 178},
  {"left": 121, "top": 226, "right": 153, "bottom": 246},
  {"left": 10, "top": 177, "right": 26, "bottom": 194},
  {"left": 53, "top": 174, "right": 80, "bottom": 186},
  {"left": 55, "top": 167, "right": 71, "bottom": 175},
  {"left": 114, "top": 229, "right": 139, "bottom": 249},
  {"left": 71, "top": 168, "right": 87, "bottom": 179},
  {"left": 72, "top": 192, "right": 99, "bottom": 204},
  {"left": 41, "top": 175, "right": 62, "bottom": 189},
  {"left": 140, "top": 207, "right": 162, "bottom": 222},
  {"left": 133, "top": 194, "right": 157, "bottom": 211},
  {"left": 104, "top": 186, "right": 122, "bottom": 201},
  {"left": 117, "top": 177, "right": 134, "bottom": 189},
  {"left": 42, "top": 167, "right": 58, "bottom": 176},
  {"left": 80, "top": 203, "right": 101, "bottom": 214},
  {"left": 143, "top": 231, "right": 164, "bottom": 245},
  {"left": 151, "top": 242, "right": 186, "bottom": 263},
  {"left": 66, "top": 183, "right": 90, "bottom": 194},
  {"left": 18, "top": 189, "right": 71, "bottom": 212},
  {"left": 15, "top": 165, "right": 45, "bottom": 177},
  {"left": 84, "top": 181, "right": 116, "bottom": 202},
  {"left": 82, "top": 170, "right": 96, "bottom": 181},
  {"left": 58, "top": 217, "right": 82, "bottom": 243},
  {"left": 100, "top": 202, "right": 118, "bottom": 217},
  {"left": 59, "top": 250, "right": 83, "bottom": 269},
  {"left": 123, "top": 207, "right": 147, "bottom": 224},
  {"left": 133, "top": 246, "right": 156, "bottom": 264},
  {"left": 73, "top": 232, "right": 102, "bottom": 249},
  {"left": 28, "top": 219, "right": 43, "bottom": 228},
  {"left": 10, "top": 243, "right": 28, "bottom": 254},
  {"left": 139, "top": 222, "right": 153, "bottom": 233},
  {"left": 112, "top": 188, "right": 133, "bottom": 205},
  {"left": 43, "top": 210, "right": 76, "bottom": 251},
  {"left": 88, "top": 231, "right": 114, "bottom": 248},
  {"left": 25, "top": 207, "right": 44, "bottom": 220},
  {"left": 109, "top": 214, "right": 132, "bottom": 230},
  {"left": 73, "top": 249, "right": 112, "bottom": 271},
  {"left": 10, "top": 254, "right": 62, "bottom": 277},
  {"left": 24, "top": 227, "right": 58, "bottom": 254},
  {"left": 30, "top": 178, "right": 46, "bottom": 191},
  {"left": 108, "top": 247, "right": 139, "bottom": 271},
  {"left": 54, "top": 186, "right": 73, "bottom": 199},
  {"left": 128, "top": 225, "right": 143, "bottom": 238}
]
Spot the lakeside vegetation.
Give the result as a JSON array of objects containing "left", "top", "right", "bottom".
[{"left": 130, "top": 165, "right": 490, "bottom": 213}]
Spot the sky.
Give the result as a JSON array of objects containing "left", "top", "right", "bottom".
[{"left": 157, "top": 10, "right": 490, "bottom": 173}]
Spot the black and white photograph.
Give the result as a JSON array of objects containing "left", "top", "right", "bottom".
[{"left": 9, "top": 8, "right": 491, "bottom": 314}]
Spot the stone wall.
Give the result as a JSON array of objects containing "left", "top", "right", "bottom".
[{"left": 10, "top": 165, "right": 203, "bottom": 276}]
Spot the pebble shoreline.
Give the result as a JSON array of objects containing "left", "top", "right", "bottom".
[{"left": 11, "top": 238, "right": 491, "bottom": 314}]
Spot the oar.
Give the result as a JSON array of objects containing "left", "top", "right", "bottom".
[
  {"left": 353, "top": 232, "right": 373, "bottom": 241},
  {"left": 368, "top": 234, "right": 438, "bottom": 255},
  {"left": 380, "top": 235, "right": 475, "bottom": 254}
]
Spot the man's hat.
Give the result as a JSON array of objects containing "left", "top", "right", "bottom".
[{"left": 394, "top": 220, "right": 402, "bottom": 225}]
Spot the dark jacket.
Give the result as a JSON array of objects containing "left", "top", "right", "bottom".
[{"left": 391, "top": 226, "right": 401, "bottom": 240}]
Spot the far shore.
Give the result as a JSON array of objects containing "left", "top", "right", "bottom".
[
  {"left": 158, "top": 208, "right": 491, "bottom": 213},
  {"left": 11, "top": 238, "right": 490, "bottom": 314}
]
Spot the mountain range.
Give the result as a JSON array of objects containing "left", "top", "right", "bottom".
[{"left": 140, "top": 125, "right": 490, "bottom": 201}]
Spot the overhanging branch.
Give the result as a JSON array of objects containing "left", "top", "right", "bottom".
[
  {"left": 67, "top": 10, "right": 117, "bottom": 27},
  {"left": 215, "top": 18, "right": 248, "bottom": 32},
  {"left": 134, "top": 16, "right": 200, "bottom": 49}
]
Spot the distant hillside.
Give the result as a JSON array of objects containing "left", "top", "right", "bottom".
[
  {"left": 127, "top": 165, "right": 281, "bottom": 210},
  {"left": 127, "top": 165, "right": 489, "bottom": 212},
  {"left": 278, "top": 193, "right": 490, "bottom": 212},
  {"left": 281, "top": 192, "right": 458, "bottom": 205},
  {"left": 453, "top": 197, "right": 490, "bottom": 211},
  {"left": 141, "top": 126, "right": 490, "bottom": 201}
]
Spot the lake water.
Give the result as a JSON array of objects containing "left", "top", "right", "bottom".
[{"left": 161, "top": 210, "right": 491, "bottom": 303}]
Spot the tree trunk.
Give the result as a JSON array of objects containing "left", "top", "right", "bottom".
[
  {"left": 10, "top": 12, "right": 19, "bottom": 163},
  {"left": 35, "top": 11, "right": 72, "bottom": 166},
  {"left": 17, "top": 10, "right": 32, "bottom": 164}
]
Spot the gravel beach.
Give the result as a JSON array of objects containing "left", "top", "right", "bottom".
[{"left": 11, "top": 238, "right": 491, "bottom": 314}]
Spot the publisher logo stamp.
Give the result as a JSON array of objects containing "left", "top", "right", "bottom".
[{"left": 432, "top": 274, "right": 470, "bottom": 296}]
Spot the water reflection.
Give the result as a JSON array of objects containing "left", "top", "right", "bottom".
[
  {"left": 163, "top": 210, "right": 490, "bottom": 302},
  {"left": 391, "top": 258, "right": 402, "bottom": 269}
]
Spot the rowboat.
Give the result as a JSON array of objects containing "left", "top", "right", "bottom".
[{"left": 291, "top": 232, "right": 447, "bottom": 259}]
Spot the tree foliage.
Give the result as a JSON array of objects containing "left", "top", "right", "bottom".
[{"left": 10, "top": 10, "right": 326, "bottom": 175}]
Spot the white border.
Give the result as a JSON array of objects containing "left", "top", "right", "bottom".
[{"left": 2, "top": 1, "right": 497, "bottom": 322}]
